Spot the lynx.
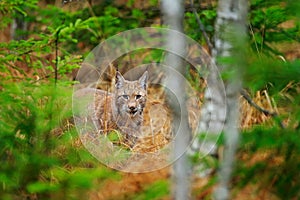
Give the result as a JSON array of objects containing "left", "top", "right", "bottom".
[{"left": 76, "top": 71, "right": 148, "bottom": 145}]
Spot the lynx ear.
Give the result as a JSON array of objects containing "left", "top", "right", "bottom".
[
  {"left": 115, "top": 71, "right": 125, "bottom": 89},
  {"left": 138, "top": 71, "right": 148, "bottom": 90}
]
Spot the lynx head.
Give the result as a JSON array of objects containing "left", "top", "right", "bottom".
[{"left": 114, "top": 71, "right": 148, "bottom": 118}]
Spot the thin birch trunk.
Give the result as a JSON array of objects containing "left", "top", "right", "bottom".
[
  {"left": 161, "top": 0, "right": 191, "bottom": 199},
  {"left": 212, "top": 0, "right": 248, "bottom": 199}
]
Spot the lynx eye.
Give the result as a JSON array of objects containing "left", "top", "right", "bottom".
[
  {"left": 135, "top": 95, "right": 142, "bottom": 100},
  {"left": 122, "top": 95, "right": 129, "bottom": 100}
]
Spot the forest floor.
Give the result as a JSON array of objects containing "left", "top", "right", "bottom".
[
  {"left": 73, "top": 72, "right": 290, "bottom": 199},
  {"left": 85, "top": 90, "right": 281, "bottom": 200}
]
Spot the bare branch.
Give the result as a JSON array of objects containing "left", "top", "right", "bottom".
[
  {"left": 55, "top": 29, "right": 60, "bottom": 85},
  {"left": 240, "top": 89, "right": 285, "bottom": 129},
  {"left": 189, "top": 0, "right": 213, "bottom": 51}
]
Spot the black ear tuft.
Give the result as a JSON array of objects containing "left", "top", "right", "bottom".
[
  {"left": 115, "top": 71, "right": 125, "bottom": 89},
  {"left": 138, "top": 71, "right": 148, "bottom": 90}
]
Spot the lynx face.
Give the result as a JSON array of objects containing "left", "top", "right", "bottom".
[{"left": 114, "top": 71, "right": 148, "bottom": 118}]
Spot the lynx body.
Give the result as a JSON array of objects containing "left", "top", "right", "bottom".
[{"left": 75, "top": 71, "right": 148, "bottom": 144}]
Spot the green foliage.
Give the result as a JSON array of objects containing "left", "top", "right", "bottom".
[
  {"left": 250, "top": 0, "right": 300, "bottom": 56},
  {"left": 0, "top": 0, "right": 38, "bottom": 29},
  {"left": 107, "top": 130, "right": 123, "bottom": 143},
  {"left": 184, "top": 1, "right": 299, "bottom": 57},
  {"left": 0, "top": 1, "right": 127, "bottom": 199},
  {"left": 244, "top": 56, "right": 300, "bottom": 91},
  {"left": 234, "top": 4, "right": 299, "bottom": 197},
  {"left": 133, "top": 180, "right": 169, "bottom": 200},
  {"left": 185, "top": 9, "right": 216, "bottom": 43},
  {"left": 0, "top": 82, "right": 120, "bottom": 199},
  {"left": 237, "top": 127, "right": 300, "bottom": 199}
]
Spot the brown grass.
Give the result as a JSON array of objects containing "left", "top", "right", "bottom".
[{"left": 240, "top": 90, "right": 276, "bottom": 129}]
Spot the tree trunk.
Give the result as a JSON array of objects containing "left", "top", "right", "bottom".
[
  {"left": 212, "top": 0, "right": 248, "bottom": 200},
  {"left": 161, "top": 0, "right": 191, "bottom": 199}
]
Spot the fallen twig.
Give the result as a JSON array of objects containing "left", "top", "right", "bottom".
[{"left": 240, "top": 89, "right": 285, "bottom": 128}]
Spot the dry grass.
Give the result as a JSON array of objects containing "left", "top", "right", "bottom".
[
  {"left": 75, "top": 67, "right": 283, "bottom": 170},
  {"left": 240, "top": 90, "right": 276, "bottom": 129}
]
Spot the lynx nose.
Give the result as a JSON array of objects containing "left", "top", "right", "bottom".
[
  {"left": 129, "top": 106, "right": 136, "bottom": 111},
  {"left": 128, "top": 106, "right": 138, "bottom": 115}
]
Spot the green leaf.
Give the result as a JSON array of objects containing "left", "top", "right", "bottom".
[
  {"left": 108, "top": 130, "right": 121, "bottom": 142},
  {"left": 27, "top": 182, "right": 60, "bottom": 193},
  {"left": 134, "top": 180, "right": 169, "bottom": 200}
]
